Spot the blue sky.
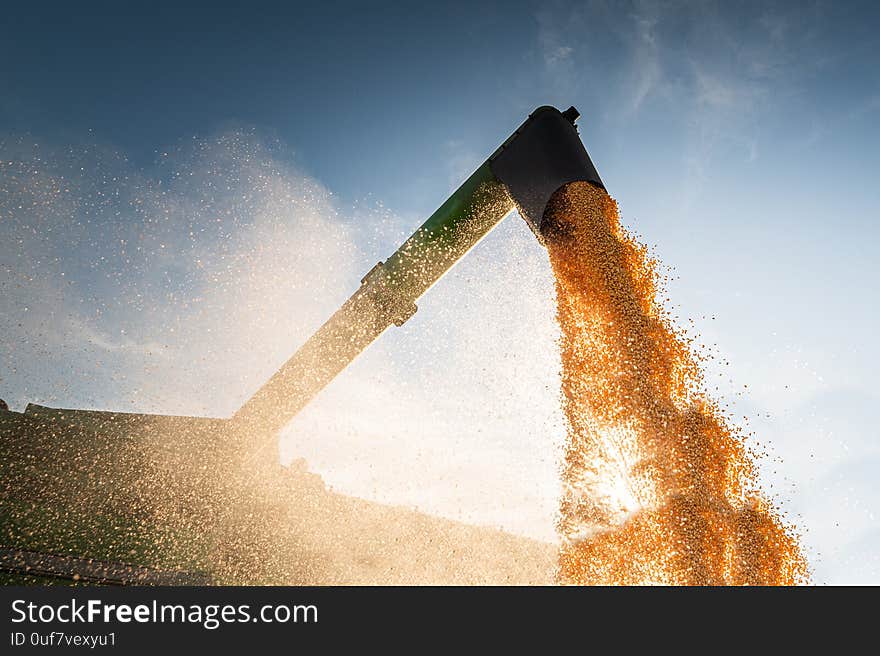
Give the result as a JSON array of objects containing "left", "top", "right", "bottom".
[{"left": 2, "top": 1, "right": 879, "bottom": 583}]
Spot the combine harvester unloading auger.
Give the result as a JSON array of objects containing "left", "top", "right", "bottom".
[
  {"left": 1, "top": 106, "right": 605, "bottom": 585},
  {"left": 235, "top": 105, "right": 603, "bottom": 440}
]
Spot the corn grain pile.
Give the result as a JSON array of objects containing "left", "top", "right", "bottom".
[{"left": 544, "top": 182, "right": 808, "bottom": 585}]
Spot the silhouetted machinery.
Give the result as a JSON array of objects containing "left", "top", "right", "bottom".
[{"left": 1, "top": 106, "right": 604, "bottom": 584}]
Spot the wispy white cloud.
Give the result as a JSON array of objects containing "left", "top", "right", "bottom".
[
  {"left": 530, "top": 1, "right": 858, "bottom": 196},
  {"left": 623, "top": 4, "right": 662, "bottom": 115},
  {"left": 65, "top": 316, "right": 170, "bottom": 358}
]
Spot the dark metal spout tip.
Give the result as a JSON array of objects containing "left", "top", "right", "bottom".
[
  {"left": 489, "top": 105, "right": 604, "bottom": 242},
  {"left": 562, "top": 106, "right": 580, "bottom": 124}
]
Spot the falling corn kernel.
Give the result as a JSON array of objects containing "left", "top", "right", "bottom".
[{"left": 544, "top": 181, "right": 808, "bottom": 585}]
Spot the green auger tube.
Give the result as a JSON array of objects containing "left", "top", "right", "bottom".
[{"left": 234, "top": 105, "right": 604, "bottom": 437}]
